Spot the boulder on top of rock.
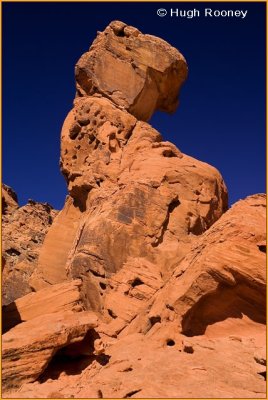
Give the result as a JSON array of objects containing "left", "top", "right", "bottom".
[{"left": 75, "top": 20, "right": 188, "bottom": 121}]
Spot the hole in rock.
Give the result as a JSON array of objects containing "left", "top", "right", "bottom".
[
  {"left": 162, "top": 149, "right": 177, "bottom": 158},
  {"left": 258, "top": 371, "right": 266, "bottom": 380},
  {"left": 99, "top": 282, "right": 106, "bottom": 290},
  {"left": 96, "top": 354, "right": 110, "bottom": 366},
  {"left": 183, "top": 345, "right": 194, "bottom": 354},
  {"left": 114, "top": 29, "right": 125, "bottom": 37},
  {"left": 6, "top": 248, "right": 21, "bottom": 257},
  {"left": 149, "top": 315, "right": 161, "bottom": 327},
  {"left": 131, "top": 277, "right": 144, "bottom": 288},
  {"left": 38, "top": 330, "right": 109, "bottom": 382},
  {"left": 69, "top": 125, "right": 80, "bottom": 140},
  {"left": 181, "top": 281, "right": 266, "bottom": 337},
  {"left": 258, "top": 244, "right": 266, "bottom": 253},
  {"left": 166, "top": 339, "right": 175, "bottom": 347},
  {"left": 108, "top": 309, "right": 117, "bottom": 319}
]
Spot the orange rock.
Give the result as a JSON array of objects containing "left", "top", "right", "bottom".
[
  {"left": 32, "top": 22, "right": 228, "bottom": 313},
  {"left": 2, "top": 184, "right": 19, "bottom": 217},
  {"left": 2, "top": 311, "right": 98, "bottom": 391},
  {"left": 75, "top": 21, "right": 188, "bottom": 121},
  {"left": 130, "top": 194, "right": 266, "bottom": 342},
  {"left": 2, "top": 184, "right": 58, "bottom": 304},
  {"left": 3, "top": 280, "right": 85, "bottom": 332},
  {"left": 2, "top": 22, "right": 266, "bottom": 399},
  {"left": 29, "top": 196, "right": 82, "bottom": 290}
]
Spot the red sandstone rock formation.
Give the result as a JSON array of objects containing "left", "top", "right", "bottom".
[
  {"left": 2, "top": 21, "right": 266, "bottom": 399},
  {"left": 2, "top": 184, "right": 58, "bottom": 305}
]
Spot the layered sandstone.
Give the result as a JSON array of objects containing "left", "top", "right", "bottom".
[
  {"left": 122, "top": 194, "right": 266, "bottom": 339},
  {"left": 2, "top": 21, "right": 266, "bottom": 399},
  {"left": 3, "top": 280, "right": 85, "bottom": 332},
  {"left": 2, "top": 311, "right": 98, "bottom": 391}
]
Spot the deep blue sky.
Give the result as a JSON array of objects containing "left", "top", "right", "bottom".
[{"left": 3, "top": 2, "right": 266, "bottom": 209}]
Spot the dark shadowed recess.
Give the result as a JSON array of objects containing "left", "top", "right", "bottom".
[{"left": 181, "top": 280, "right": 266, "bottom": 336}]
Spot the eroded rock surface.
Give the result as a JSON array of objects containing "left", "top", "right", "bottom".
[
  {"left": 2, "top": 311, "right": 98, "bottom": 392},
  {"left": 75, "top": 20, "right": 188, "bottom": 121},
  {"left": 2, "top": 184, "right": 58, "bottom": 305},
  {"left": 33, "top": 83, "right": 227, "bottom": 310},
  {"left": 124, "top": 194, "right": 266, "bottom": 341},
  {"left": 2, "top": 21, "right": 266, "bottom": 399},
  {"left": 3, "top": 280, "right": 85, "bottom": 332}
]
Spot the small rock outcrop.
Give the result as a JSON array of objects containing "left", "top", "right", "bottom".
[
  {"left": 2, "top": 311, "right": 98, "bottom": 391},
  {"left": 2, "top": 185, "right": 58, "bottom": 305},
  {"left": 2, "top": 21, "right": 266, "bottom": 399},
  {"left": 2, "top": 280, "right": 85, "bottom": 332}
]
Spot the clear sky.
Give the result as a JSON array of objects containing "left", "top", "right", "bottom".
[{"left": 3, "top": 2, "right": 266, "bottom": 209}]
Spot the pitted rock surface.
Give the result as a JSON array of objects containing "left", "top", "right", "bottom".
[{"left": 2, "top": 21, "right": 266, "bottom": 399}]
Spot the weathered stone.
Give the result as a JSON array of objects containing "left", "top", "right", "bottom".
[
  {"left": 129, "top": 194, "right": 266, "bottom": 341},
  {"left": 75, "top": 21, "right": 188, "bottom": 121},
  {"left": 2, "top": 184, "right": 19, "bottom": 217},
  {"left": 2, "top": 185, "right": 58, "bottom": 305},
  {"left": 2, "top": 311, "right": 98, "bottom": 391},
  {"left": 2, "top": 21, "right": 265, "bottom": 400},
  {"left": 3, "top": 280, "right": 85, "bottom": 332}
]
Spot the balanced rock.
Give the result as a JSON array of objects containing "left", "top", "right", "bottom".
[
  {"left": 75, "top": 20, "right": 188, "bottom": 121},
  {"left": 31, "top": 23, "right": 227, "bottom": 308}
]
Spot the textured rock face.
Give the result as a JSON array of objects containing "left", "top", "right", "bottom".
[
  {"left": 75, "top": 20, "right": 188, "bottom": 121},
  {"left": 2, "top": 21, "right": 266, "bottom": 399},
  {"left": 31, "top": 22, "right": 228, "bottom": 313},
  {"left": 2, "top": 185, "right": 58, "bottom": 305},
  {"left": 2, "top": 280, "right": 85, "bottom": 332},
  {"left": 6, "top": 195, "right": 265, "bottom": 399},
  {"left": 2, "top": 184, "right": 19, "bottom": 218},
  {"left": 2, "top": 311, "right": 98, "bottom": 391},
  {"left": 125, "top": 194, "right": 266, "bottom": 339}
]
